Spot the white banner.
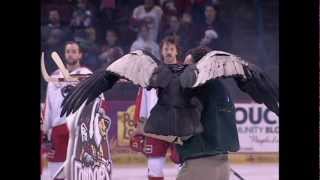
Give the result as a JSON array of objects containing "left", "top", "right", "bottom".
[{"left": 235, "top": 103, "right": 279, "bottom": 152}]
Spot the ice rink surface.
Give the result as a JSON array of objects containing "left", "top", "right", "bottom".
[
  {"left": 112, "top": 163, "right": 278, "bottom": 180},
  {"left": 41, "top": 162, "right": 278, "bottom": 180}
]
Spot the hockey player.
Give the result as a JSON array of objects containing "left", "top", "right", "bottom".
[
  {"left": 42, "top": 41, "right": 92, "bottom": 179},
  {"left": 130, "top": 36, "right": 182, "bottom": 180}
]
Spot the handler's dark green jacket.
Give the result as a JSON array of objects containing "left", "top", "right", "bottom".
[{"left": 176, "top": 80, "right": 240, "bottom": 161}]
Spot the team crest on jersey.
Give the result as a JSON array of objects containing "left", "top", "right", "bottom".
[{"left": 69, "top": 97, "right": 112, "bottom": 180}]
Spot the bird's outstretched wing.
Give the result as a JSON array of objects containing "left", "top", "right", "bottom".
[
  {"left": 60, "top": 50, "right": 160, "bottom": 116},
  {"left": 234, "top": 63, "right": 279, "bottom": 116},
  {"left": 180, "top": 51, "right": 248, "bottom": 88},
  {"left": 180, "top": 50, "right": 279, "bottom": 116},
  {"left": 106, "top": 50, "right": 160, "bottom": 87}
]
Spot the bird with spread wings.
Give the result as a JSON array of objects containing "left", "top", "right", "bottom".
[{"left": 60, "top": 50, "right": 279, "bottom": 137}]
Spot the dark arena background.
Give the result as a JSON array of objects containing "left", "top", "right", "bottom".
[{"left": 41, "top": 0, "right": 279, "bottom": 179}]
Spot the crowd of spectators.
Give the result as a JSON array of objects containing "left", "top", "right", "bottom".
[
  {"left": 41, "top": 0, "right": 226, "bottom": 71},
  {"left": 41, "top": 0, "right": 229, "bottom": 100},
  {"left": 41, "top": 0, "right": 278, "bottom": 102}
]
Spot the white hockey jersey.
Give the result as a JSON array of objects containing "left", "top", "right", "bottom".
[
  {"left": 43, "top": 67, "right": 92, "bottom": 136},
  {"left": 132, "top": 5, "right": 163, "bottom": 42},
  {"left": 139, "top": 88, "right": 158, "bottom": 119}
]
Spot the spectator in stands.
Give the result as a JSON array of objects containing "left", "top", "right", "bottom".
[
  {"left": 162, "top": 0, "right": 177, "bottom": 15},
  {"left": 101, "top": 29, "right": 122, "bottom": 52},
  {"left": 81, "top": 27, "right": 100, "bottom": 57},
  {"left": 209, "top": 0, "right": 220, "bottom": 5},
  {"left": 42, "top": 28, "right": 66, "bottom": 75},
  {"left": 42, "top": 9, "right": 72, "bottom": 45},
  {"left": 159, "top": 14, "right": 195, "bottom": 54},
  {"left": 199, "top": 29, "right": 218, "bottom": 49},
  {"left": 179, "top": 12, "right": 196, "bottom": 51},
  {"left": 131, "top": 0, "right": 163, "bottom": 42},
  {"left": 130, "top": 22, "right": 161, "bottom": 59},
  {"left": 158, "top": 15, "right": 180, "bottom": 45},
  {"left": 46, "top": 29, "right": 66, "bottom": 50},
  {"left": 73, "top": 30, "right": 100, "bottom": 71},
  {"left": 100, "top": 0, "right": 116, "bottom": 12},
  {"left": 181, "top": 12, "right": 192, "bottom": 26},
  {"left": 70, "top": 0, "right": 95, "bottom": 31},
  {"left": 174, "top": 0, "right": 207, "bottom": 24},
  {"left": 47, "top": 9, "right": 63, "bottom": 29},
  {"left": 99, "top": 0, "right": 117, "bottom": 28},
  {"left": 203, "top": 4, "right": 219, "bottom": 31},
  {"left": 98, "top": 47, "right": 124, "bottom": 67},
  {"left": 196, "top": 3, "right": 228, "bottom": 50},
  {"left": 158, "top": 0, "right": 177, "bottom": 37},
  {"left": 85, "top": 27, "right": 97, "bottom": 44},
  {"left": 70, "top": 10, "right": 91, "bottom": 29},
  {"left": 69, "top": 0, "right": 99, "bottom": 65},
  {"left": 165, "top": 15, "right": 180, "bottom": 36},
  {"left": 98, "top": 29, "right": 124, "bottom": 66},
  {"left": 160, "top": 0, "right": 207, "bottom": 15},
  {"left": 160, "top": 0, "right": 178, "bottom": 24}
]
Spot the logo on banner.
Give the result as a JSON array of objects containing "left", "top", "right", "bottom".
[
  {"left": 70, "top": 98, "right": 112, "bottom": 180},
  {"left": 235, "top": 103, "right": 279, "bottom": 152},
  {"left": 117, "top": 105, "right": 136, "bottom": 146}
]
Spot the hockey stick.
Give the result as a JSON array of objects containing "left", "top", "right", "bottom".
[
  {"left": 41, "top": 52, "right": 61, "bottom": 83},
  {"left": 230, "top": 168, "right": 245, "bottom": 180},
  {"left": 51, "top": 51, "right": 71, "bottom": 79},
  {"left": 41, "top": 52, "right": 82, "bottom": 83},
  {"left": 51, "top": 51, "right": 93, "bottom": 81}
]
